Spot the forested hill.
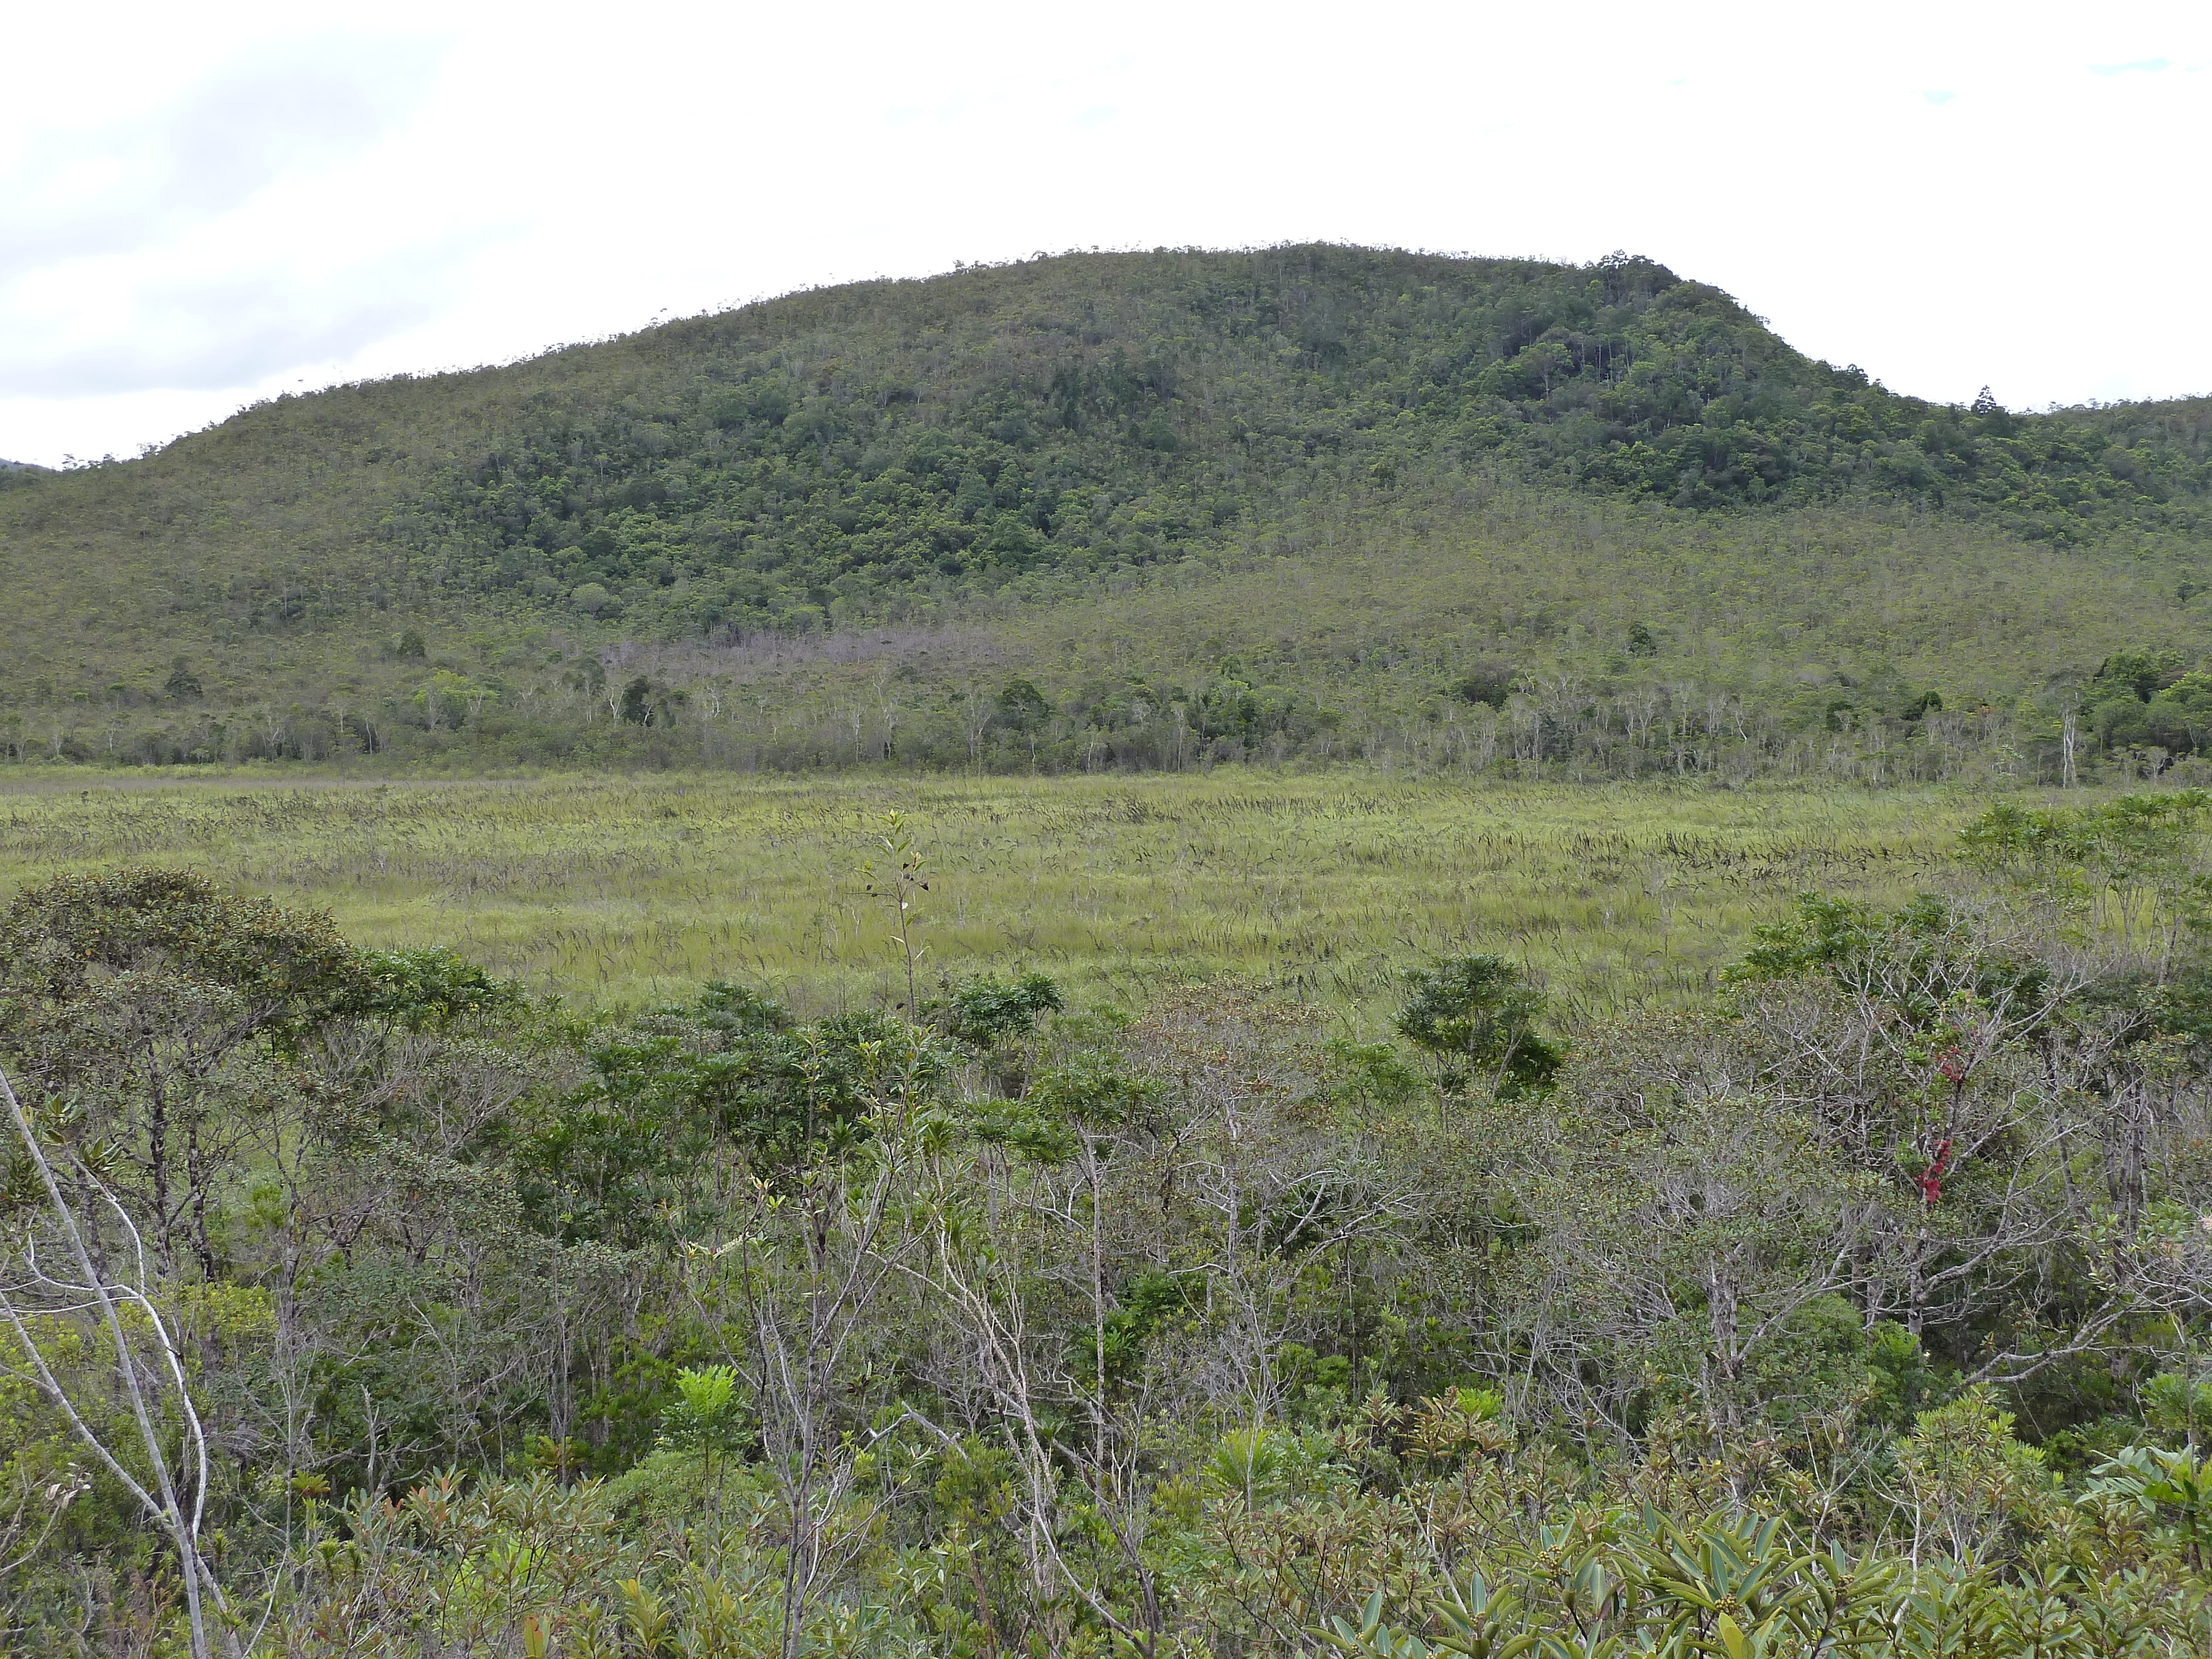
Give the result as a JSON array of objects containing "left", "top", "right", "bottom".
[
  {"left": 322, "top": 247, "right": 2212, "bottom": 636},
  {"left": 4, "top": 243, "right": 2212, "bottom": 774}
]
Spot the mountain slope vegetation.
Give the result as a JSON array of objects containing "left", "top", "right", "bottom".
[{"left": 4, "top": 244, "right": 2210, "bottom": 777}]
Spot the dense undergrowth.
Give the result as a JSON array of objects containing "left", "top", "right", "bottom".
[{"left": 4, "top": 792, "right": 2212, "bottom": 1654}]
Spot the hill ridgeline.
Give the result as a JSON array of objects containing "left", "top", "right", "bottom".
[{"left": 3, "top": 244, "right": 2210, "bottom": 781}]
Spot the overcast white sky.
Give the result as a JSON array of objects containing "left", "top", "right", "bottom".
[{"left": 1, "top": 0, "right": 2205, "bottom": 467}]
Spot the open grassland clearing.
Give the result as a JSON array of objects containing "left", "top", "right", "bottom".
[{"left": 0, "top": 770, "right": 1975, "bottom": 1021}]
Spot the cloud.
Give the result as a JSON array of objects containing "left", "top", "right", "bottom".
[
  {"left": 2090, "top": 57, "right": 2173, "bottom": 74},
  {"left": 0, "top": 32, "right": 457, "bottom": 398},
  {"left": 0, "top": 38, "right": 442, "bottom": 283},
  {"left": 0, "top": 231, "right": 492, "bottom": 396}
]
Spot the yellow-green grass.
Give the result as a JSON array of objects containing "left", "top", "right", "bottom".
[{"left": 0, "top": 770, "right": 1984, "bottom": 1027}]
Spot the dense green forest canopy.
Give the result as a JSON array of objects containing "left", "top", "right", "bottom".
[{"left": 4, "top": 244, "right": 2212, "bottom": 775}]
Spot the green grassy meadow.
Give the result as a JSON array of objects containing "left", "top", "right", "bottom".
[{"left": 0, "top": 769, "right": 1978, "bottom": 1023}]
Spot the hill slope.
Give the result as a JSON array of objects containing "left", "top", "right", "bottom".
[{"left": 3, "top": 244, "right": 2210, "bottom": 779}]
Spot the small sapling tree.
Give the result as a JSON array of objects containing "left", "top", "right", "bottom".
[{"left": 1393, "top": 954, "right": 1561, "bottom": 1113}]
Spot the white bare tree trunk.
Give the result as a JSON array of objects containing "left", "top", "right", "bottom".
[{"left": 0, "top": 1066, "right": 234, "bottom": 1658}]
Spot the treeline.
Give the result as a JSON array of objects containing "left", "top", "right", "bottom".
[
  {"left": 9, "top": 653, "right": 2183, "bottom": 791},
  {"left": 4, "top": 797, "right": 2212, "bottom": 1653}
]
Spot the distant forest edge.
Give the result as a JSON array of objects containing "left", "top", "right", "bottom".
[{"left": 4, "top": 243, "right": 2211, "bottom": 782}]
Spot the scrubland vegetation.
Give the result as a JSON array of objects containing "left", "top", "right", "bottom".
[
  {"left": 6, "top": 242, "right": 2212, "bottom": 1655},
  {"left": 4, "top": 780, "right": 2212, "bottom": 1656}
]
